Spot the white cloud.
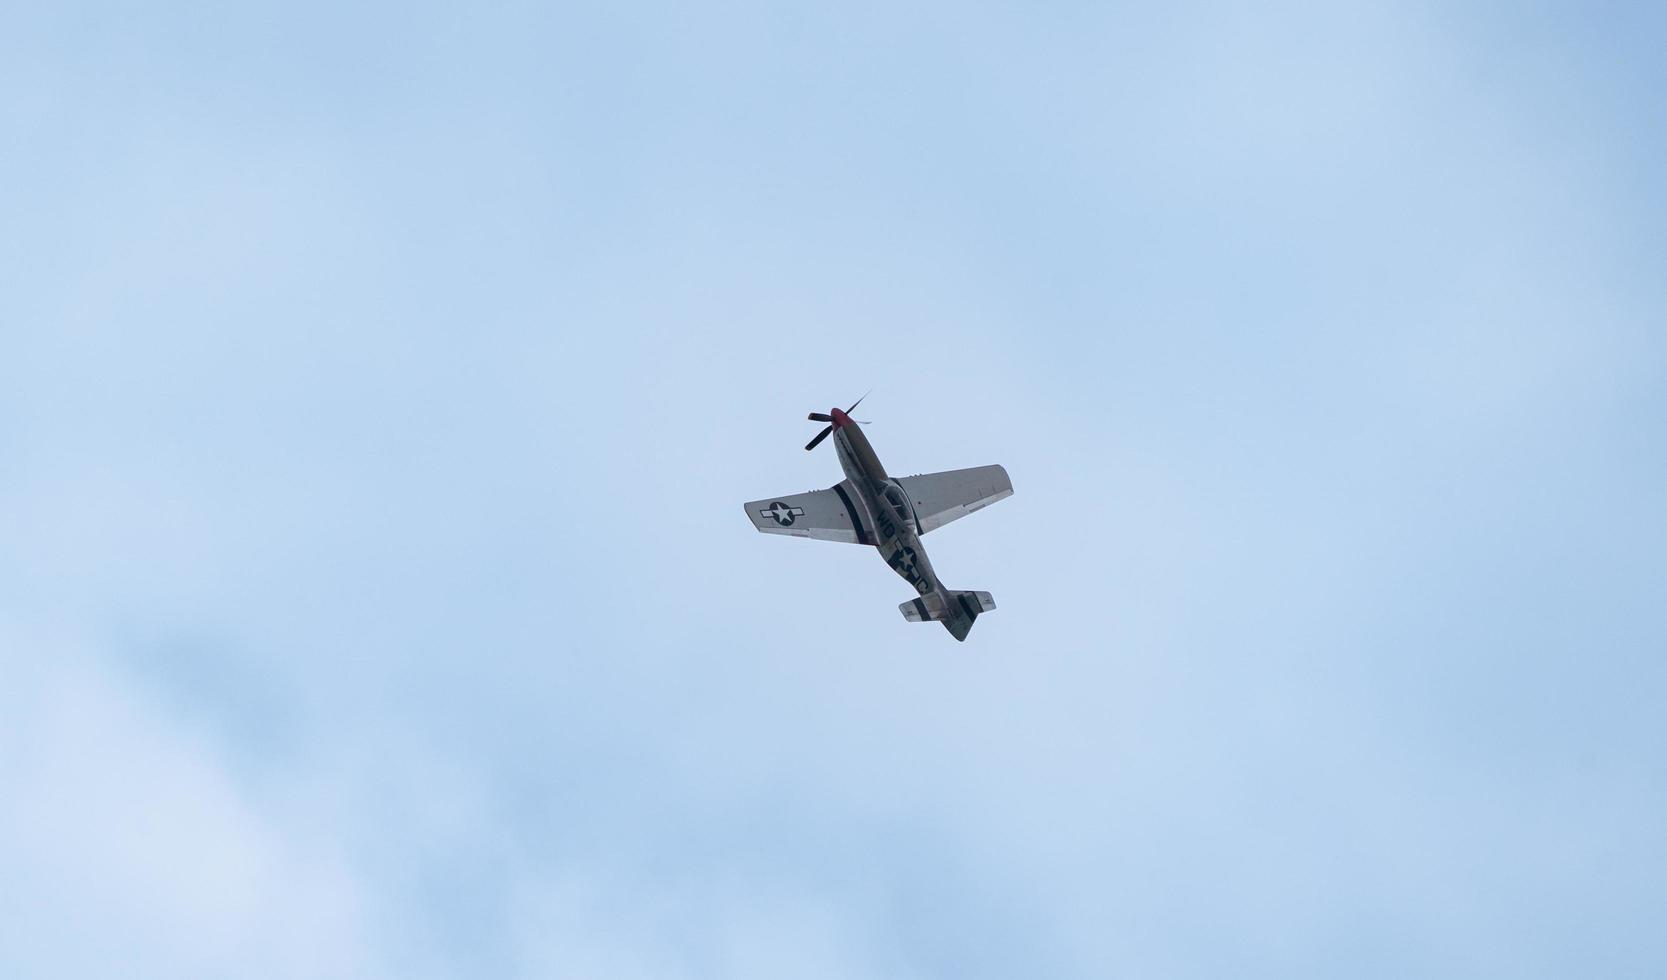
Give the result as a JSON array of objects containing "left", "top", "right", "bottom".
[
  {"left": 0, "top": 621, "right": 381, "bottom": 980},
  {"left": 505, "top": 868, "right": 922, "bottom": 980}
]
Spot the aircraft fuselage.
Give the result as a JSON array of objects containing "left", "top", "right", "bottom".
[{"left": 828, "top": 408, "right": 943, "bottom": 601}]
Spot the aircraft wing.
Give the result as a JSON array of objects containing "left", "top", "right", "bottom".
[
  {"left": 744, "top": 480, "right": 875, "bottom": 545},
  {"left": 897, "top": 464, "right": 1013, "bottom": 534}
]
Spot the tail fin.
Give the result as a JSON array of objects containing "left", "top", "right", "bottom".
[{"left": 898, "top": 591, "right": 995, "bottom": 642}]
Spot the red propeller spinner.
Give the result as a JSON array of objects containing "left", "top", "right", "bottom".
[{"left": 803, "top": 392, "right": 868, "bottom": 451}]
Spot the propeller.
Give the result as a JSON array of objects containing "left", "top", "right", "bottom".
[{"left": 803, "top": 392, "right": 869, "bottom": 451}]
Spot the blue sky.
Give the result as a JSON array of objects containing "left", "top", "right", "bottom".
[{"left": 3, "top": 2, "right": 1665, "bottom": 977}]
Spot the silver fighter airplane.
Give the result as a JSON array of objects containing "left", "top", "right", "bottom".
[{"left": 744, "top": 396, "right": 1013, "bottom": 641}]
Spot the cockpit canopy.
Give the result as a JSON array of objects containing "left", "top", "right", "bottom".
[{"left": 881, "top": 481, "right": 914, "bottom": 527}]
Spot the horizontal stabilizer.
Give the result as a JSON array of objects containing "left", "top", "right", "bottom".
[
  {"left": 900, "top": 591, "right": 995, "bottom": 641},
  {"left": 900, "top": 593, "right": 944, "bottom": 622}
]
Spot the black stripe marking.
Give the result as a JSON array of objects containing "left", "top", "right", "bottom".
[
  {"left": 957, "top": 594, "right": 979, "bottom": 620},
  {"left": 832, "top": 482, "right": 870, "bottom": 546},
  {"left": 912, "top": 597, "right": 929, "bottom": 620}
]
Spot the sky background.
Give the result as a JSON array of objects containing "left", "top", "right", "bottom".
[{"left": 4, "top": 1, "right": 1666, "bottom": 977}]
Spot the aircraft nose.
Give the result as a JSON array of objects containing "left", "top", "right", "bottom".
[{"left": 830, "top": 408, "right": 852, "bottom": 428}]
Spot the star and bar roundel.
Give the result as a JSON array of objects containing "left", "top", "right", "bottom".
[{"left": 759, "top": 501, "right": 805, "bottom": 527}]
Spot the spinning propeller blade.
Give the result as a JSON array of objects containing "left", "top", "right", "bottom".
[{"left": 804, "top": 391, "right": 869, "bottom": 451}]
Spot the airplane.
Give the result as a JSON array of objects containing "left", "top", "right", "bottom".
[{"left": 744, "top": 395, "right": 1013, "bottom": 641}]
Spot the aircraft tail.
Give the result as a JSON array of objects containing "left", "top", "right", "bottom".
[{"left": 898, "top": 590, "right": 995, "bottom": 642}]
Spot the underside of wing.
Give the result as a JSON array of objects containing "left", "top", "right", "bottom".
[
  {"left": 743, "top": 480, "right": 875, "bottom": 544},
  {"left": 897, "top": 464, "right": 1013, "bottom": 534}
]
